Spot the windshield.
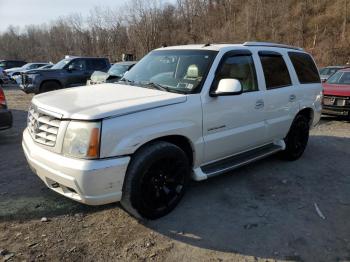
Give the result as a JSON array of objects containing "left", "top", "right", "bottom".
[
  {"left": 326, "top": 71, "right": 350, "bottom": 85},
  {"left": 22, "top": 63, "right": 35, "bottom": 69},
  {"left": 108, "top": 64, "right": 130, "bottom": 77},
  {"left": 321, "top": 67, "right": 341, "bottom": 76},
  {"left": 38, "top": 64, "right": 52, "bottom": 69},
  {"left": 121, "top": 50, "right": 218, "bottom": 93},
  {"left": 51, "top": 59, "right": 71, "bottom": 69},
  {"left": 319, "top": 68, "right": 326, "bottom": 74}
]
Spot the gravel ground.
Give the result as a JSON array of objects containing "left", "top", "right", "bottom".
[{"left": 0, "top": 85, "right": 350, "bottom": 262}]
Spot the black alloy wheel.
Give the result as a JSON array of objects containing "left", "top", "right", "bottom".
[
  {"left": 280, "top": 114, "right": 310, "bottom": 161},
  {"left": 121, "top": 141, "right": 190, "bottom": 219}
]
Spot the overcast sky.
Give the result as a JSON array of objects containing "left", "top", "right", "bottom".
[{"left": 0, "top": 0, "right": 128, "bottom": 32}]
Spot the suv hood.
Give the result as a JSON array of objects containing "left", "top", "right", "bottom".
[
  {"left": 32, "top": 84, "right": 187, "bottom": 120},
  {"left": 323, "top": 83, "right": 350, "bottom": 97},
  {"left": 23, "top": 68, "right": 65, "bottom": 74}
]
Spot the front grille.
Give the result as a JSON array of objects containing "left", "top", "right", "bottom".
[
  {"left": 27, "top": 105, "right": 61, "bottom": 147},
  {"left": 22, "top": 74, "right": 32, "bottom": 85}
]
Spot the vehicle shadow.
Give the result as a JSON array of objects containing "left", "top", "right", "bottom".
[
  {"left": 0, "top": 109, "right": 113, "bottom": 221},
  {"left": 320, "top": 114, "right": 350, "bottom": 123},
  {"left": 143, "top": 134, "right": 350, "bottom": 261}
]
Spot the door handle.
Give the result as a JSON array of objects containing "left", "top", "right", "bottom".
[
  {"left": 255, "top": 99, "right": 264, "bottom": 109},
  {"left": 289, "top": 94, "right": 296, "bottom": 102}
]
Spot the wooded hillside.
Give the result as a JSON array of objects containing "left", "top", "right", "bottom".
[{"left": 0, "top": 0, "right": 349, "bottom": 67}]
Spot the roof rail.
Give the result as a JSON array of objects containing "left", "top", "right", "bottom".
[{"left": 243, "top": 42, "right": 303, "bottom": 51}]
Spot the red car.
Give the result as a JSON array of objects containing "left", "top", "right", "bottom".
[
  {"left": 0, "top": 87, "right": 13, "bottom": 130},
  {"left": 322, "top": 68, "right": 350, "bottom": 117}
]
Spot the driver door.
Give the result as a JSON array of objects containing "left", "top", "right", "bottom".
[
  {"left": 66, "top": 59, "right": 88, "bottom": 87},
  {"left": 202, "top": 51, "right": 268, "bottom": 163}
]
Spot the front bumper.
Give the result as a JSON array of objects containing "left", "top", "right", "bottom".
[
  {"left": 322, "top": 105, "right": 350, "bottom": 116},
  {"left": 0, "top": 109, "right": 12, "bottom": 130},
  {"left": 22, "top": 129, "right": 130, "bottom": 205}
]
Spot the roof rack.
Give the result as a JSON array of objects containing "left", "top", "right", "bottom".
[{"left": 243, "top": 42, "right": 303, "bottom": 51}]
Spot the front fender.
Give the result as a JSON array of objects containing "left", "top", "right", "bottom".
[{"left": 100, "top": 96, "right": 204, "bottom": 166}]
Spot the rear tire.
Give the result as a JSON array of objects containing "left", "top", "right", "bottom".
[
  {"left": 280, "top": 114, "right": 310, "bottom": 161},
  {"left": 40, "top": 81, "right": 61, "bottom": 93},
  {"left": 121, "top": 141, "right": 190, "bottom": 220}
]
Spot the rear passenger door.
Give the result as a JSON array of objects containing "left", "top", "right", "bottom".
[{"left": 258, "top": 51, "right": 299, "bottom": 141}]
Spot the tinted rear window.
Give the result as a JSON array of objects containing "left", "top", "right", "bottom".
[
  {"left": 88, "top": 59, "right": 108, "bottom": 71},
  {"left": 288, "top": 52, "right": 320, "bottom": 84},
  {"left": 259, "top": 52, "right": 292, "bottom": 89}
]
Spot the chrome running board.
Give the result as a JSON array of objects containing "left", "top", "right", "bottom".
[{"left": 201, "top": 143, "right": 283, "bottom": 178}]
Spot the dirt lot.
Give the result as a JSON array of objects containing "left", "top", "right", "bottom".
[{"left": 0, "top": 85, "right": 350, "bottom": 262}]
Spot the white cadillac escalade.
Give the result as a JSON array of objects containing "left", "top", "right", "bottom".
[{"left": 23, "top": 42, "right": 322, "bottom": 219}]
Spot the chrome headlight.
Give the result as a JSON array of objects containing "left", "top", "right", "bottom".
[{"left": 62, "top": 121, "right": 101, "bottom": 159}]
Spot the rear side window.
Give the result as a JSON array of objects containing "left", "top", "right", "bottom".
[
  {"left": 259, "top": 52, "right": 292, "bottom": 89},
  {"left": 88, "top": 59, "right": 108, "bottom": 71},
  {"left": 288, "top": 52, "right": 320, "bottom": 84}
]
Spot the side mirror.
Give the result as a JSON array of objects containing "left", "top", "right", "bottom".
[{"left": 211, "top": 79, "right": 243, "bottom": 97}]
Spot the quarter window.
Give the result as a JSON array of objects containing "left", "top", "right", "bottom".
[
  {"left": 288, "top": 52, "right": 320, "bottom": 84},
  {"left": 259, "top": 52, "right": 292, "bottom": 89},
  {"left": 88, "top": 59, "right": 108, "bottom": 71},
  {"left": 216, "top": 55, "right": 258, "bottom": 92}
]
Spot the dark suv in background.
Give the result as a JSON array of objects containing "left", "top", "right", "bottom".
[
  {"left": 21, "top": 56, "right": 110, "bottom": 93},
  {"left": 0, "top": 60, "right": 26, "bottom": 70}
]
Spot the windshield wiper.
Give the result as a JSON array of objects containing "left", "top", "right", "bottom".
[
  {"left": 143, "top": 81, "right": 169, "bottom": 92},
  {"left": 118, "top": 78, "right": 135, "bottom": 84},
  {"left": 119, "top": 79, "right": 185, "bottom": 94}
]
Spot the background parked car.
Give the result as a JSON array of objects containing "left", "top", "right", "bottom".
[
  {"left": 87, "top": 61, "right": 137, "bottom": 85},
  {"left": 5, "top": 62, "right": 51, "bottom": 80},
  {"left": 322, "top": 68, "right": 350, "bottom": 117},
  {"left": 0, "top": 60, "right": 26, "bottom": 84},
  {"left": 0, "top": 67, "right": 7, "bottom": 85},
  {"left": 0, "top": 60, "right": 26, "bottom": 70},
  {"left": 0, "top": 87, "right": 12, "bottom": 130},
  {"left": 14, "top": 64, "right": 54, "bottom": 85},
  {"left": 21, "top": 56, "right": 110, "bottom": 93},
  {"left": 319, "top": 66, "right": 349, "bottom": 82}
]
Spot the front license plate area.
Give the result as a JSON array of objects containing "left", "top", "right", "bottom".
[{"left": 323, "top": 97, "right": 334, "bottom": 105}]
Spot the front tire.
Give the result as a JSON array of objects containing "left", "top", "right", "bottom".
[
  {"left": 40, "top": 81, "right": 61, "bottom": 93},
  {"left": 121, "top": 141, "right": 190, "bottom": 219},
  {"left": 280, "top": 114, "right": 310, "bottom": 161}
]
